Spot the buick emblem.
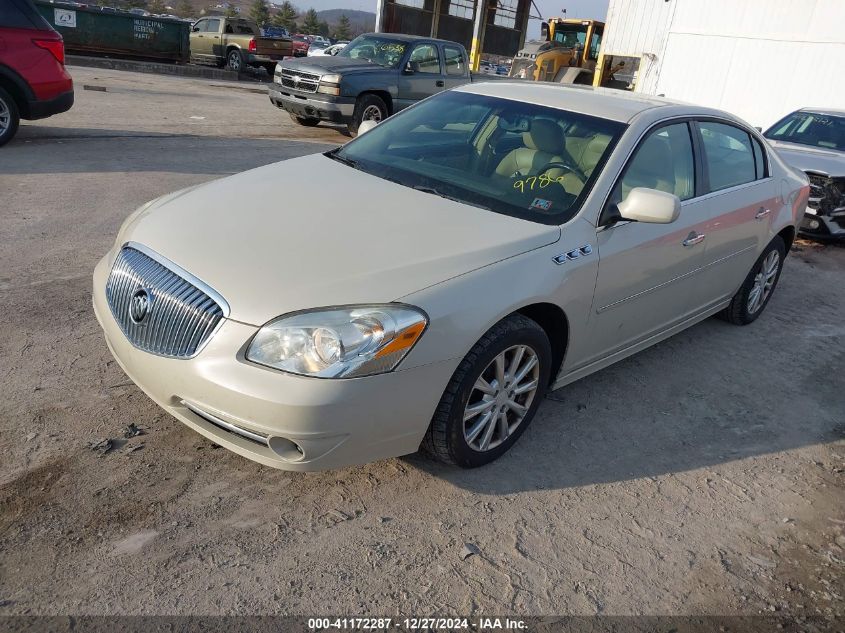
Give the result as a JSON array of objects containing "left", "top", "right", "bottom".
[{"left": 129, "top": 288, "right": 151, "bottom": 324}]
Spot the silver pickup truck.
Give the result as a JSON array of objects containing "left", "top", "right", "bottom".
[{"left": 269, "top": 33, "right": 500, "bottom": 135}]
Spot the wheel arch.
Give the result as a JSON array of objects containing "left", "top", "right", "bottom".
[
  {"left": 0, "top": 65, "right": 33, "bottom": 118},
  {"left": 514, "top": 302, "right": 569, "bottom": 385},
  {"left": 777, "top": 225, "right": 795, "bottom": 253},
  {"left": 358, "top": 89, "right": 393, "bottom": 115}
]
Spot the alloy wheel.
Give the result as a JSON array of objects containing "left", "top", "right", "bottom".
[
  {"left": 361, "top": 104, "right": 383, "bottom": 122},
  {"left": 0, "top": 98, "right": 9, "bottom": 134},
  {"left": 747, "top": 250, "right": 780, "bottom": 314},
  {"left": 228, "top": 52, "right": 241, "bottom": 71},
  {"left": 462, "top": 344, "right": 540, "bottom": 452}
]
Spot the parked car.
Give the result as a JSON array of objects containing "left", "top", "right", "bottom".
[
  {"left": 189, "top": 16, "right": 293, "bottom": 75},
  {"left": 763, "top": 108, "right": 845, "bottom": 238},
  {"left": 269, "top": 32, "right": 502, "bottom": 135},
  {"left": 0, "top": 0, "right": 74, "bottom": 147},
  {"left": 306, "top": 40, "right": 328, "bottom": 56},
  {"left": 94, "top": 84, "right": 808, "bottom": 471},
  {"left": 261, "top": 25, "right": 289, "bottom": 38},
  {"left": 308, "top": 42, "right": 345, "bottom": 57},
  {"left": 291, "top": 34, "right": 310, "bottom": 57}
]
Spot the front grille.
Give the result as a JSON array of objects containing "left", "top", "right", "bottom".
[
  {"left": 280, "top": 68, "right": 320, "bottom": 93},
  {"left": 806, "top": 172, "right": 845, "bottom": 216},
  {"left": 105, "top": 246, "right": 227, "bottom": 358}
]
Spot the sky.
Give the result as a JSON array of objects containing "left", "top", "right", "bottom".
[
  {"left": 273, "top": 0, "right": 611, "bottom": 35},
  {"left": 526, "top": 0, "right": 610, "bottom": 38}
]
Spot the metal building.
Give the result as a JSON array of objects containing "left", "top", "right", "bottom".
[
  {"left": 595, "top": 0, "right": 845, "bottom": 128},
  {"left": 373, "top": 0, "right": 531, "bottom": 69}
]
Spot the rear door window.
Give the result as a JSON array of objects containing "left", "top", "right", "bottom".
[
  {"left": 443, "top": 45, "right": 465, "bottom": 76},
  {"left": 698, "top": 121, "right": 758, "bottom": 192}
]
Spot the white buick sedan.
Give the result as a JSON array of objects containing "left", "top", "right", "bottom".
[{"left": 93, "top": 83, "right": 809, "bottom": 471}]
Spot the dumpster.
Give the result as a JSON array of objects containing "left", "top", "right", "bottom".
[{"left": 34, "top": 1, "right": 190, "bottom": 63}]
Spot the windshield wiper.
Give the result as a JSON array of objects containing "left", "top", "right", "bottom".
[
  {"left": 412, "top": 185, "right": 493, "bottom": 211},
  {"left": 324, "top": 148, "right": 358, "bottom": 169}
]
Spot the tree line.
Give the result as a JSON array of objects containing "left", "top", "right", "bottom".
[{"left": 110, "top": 0, "right": 356, "bottom": 40}]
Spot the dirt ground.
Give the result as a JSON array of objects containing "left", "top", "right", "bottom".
[{"left": 0, "top": 67, "right": 843, "bottom": 620}]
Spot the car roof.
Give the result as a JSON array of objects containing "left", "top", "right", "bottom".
[
  {"left": 799, "top": 107, "right": 845, "bottom": 117},
  {"left": 360, "top": 32, "right": 455, "bottom": 45},
  {"left": 454, "top": 82, "right": 692, "bottom": 123}
]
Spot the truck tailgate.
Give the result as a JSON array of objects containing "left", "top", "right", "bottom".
[{"left": 255, "top": 37, "right": 293, "bottom": 58}]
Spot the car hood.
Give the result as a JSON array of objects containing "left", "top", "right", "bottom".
[
  {"left": 122, "top": 154, "right": 561, "bottom": 326},
  {"left": 280, "top": 55, "right": 389, "bottom": 75},
  {"left": 767, "top": 140, "right": 845, "bottom": 176}
]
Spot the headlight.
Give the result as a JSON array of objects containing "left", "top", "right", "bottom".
[
  {"left": 246, "top": 305, "right": 427, "bottom": 378},
  {"left": 317, "top": 73, "right": 342, "bottom": 95}
]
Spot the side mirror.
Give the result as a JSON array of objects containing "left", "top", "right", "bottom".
[
  {"left": 404, "top": 61, "right": 419, "bottom": 74},
  {"left": 616, "top": 187, "right": 680, "bottom": 224},
  {"left": 357, "top": 119, "right": 379, "bottom": 135},
  {"left": 192, "top": 26, "right": 200, "bottom": 32}
]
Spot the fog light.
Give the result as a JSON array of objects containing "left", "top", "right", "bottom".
[
  {"left": 809, "top": 220, "right": 820, "bottom": 230},
  {"left": 268, "top": 436, "right": 305, "bottom": 461}
]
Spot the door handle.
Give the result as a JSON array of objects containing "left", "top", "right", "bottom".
[
  {"left": 435, "top": 80, "right": 445, "bottom": 87},
  {"left": 755, "top": 207, "right": 771, "bottom": 220},
  {"left": 682, "top": 232, "right": 706, "bottom": 247}
]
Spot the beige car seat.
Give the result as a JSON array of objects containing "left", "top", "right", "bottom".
[{"left": 495, "top": 119, "right": 585, "bottom": 196}]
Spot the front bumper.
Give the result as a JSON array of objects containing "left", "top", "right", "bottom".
[
  {"left": 799, "top": 208, "right": 845, "bottom": 238},
  {"left": 268, "top": 85, "right": 354, "bottom": 124},
  {"left": 92, "top": 253, "right": 456, "bottom": 471}
]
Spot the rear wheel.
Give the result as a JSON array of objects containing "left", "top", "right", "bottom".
[
  {"left": 226, "top": 49, "right": 244, "bottom": 73},
  {"left": 290, "top": 113, "right": 320, "bottom": 127},
  {"left": 0, "top": 86, "right": 20, "bottom": 148},
  {"left": 422, "top": 314, "right": 551, "bottom": 468},
  {"left": 720, "top": 236, "right": 786, "bottom": 325},
  {"left": 347, "top": 93, "right": 387, "bottom": 136}
]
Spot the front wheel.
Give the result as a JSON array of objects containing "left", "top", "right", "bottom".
[
  {"left": 422, "top": 314, "right": 552, "bottom": 468},
  {"left": 0, "top": 86, "right": 21, "bottom": 148},
  {"left": 347, "top": 94, "right": 387, "bottom": 136},
  {"left": 720, "top": 236, "right": 786, "bottom": 325}
]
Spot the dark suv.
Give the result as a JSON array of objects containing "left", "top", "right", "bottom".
[{"left": 0, "top": 0, "right": 74, "bottom": 146}]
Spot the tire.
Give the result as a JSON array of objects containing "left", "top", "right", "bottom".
[
  {"left": 719, "top": 236, "right": 786, "bottom": 325},
  {"left": 0, "top": 86, "right": 21, "bottom": 148},
  {"left": 226, "top": 48, "right": 244, "bottom": 73},
  {"left": 263, "top": 63, "right": 277, "bottom": 77},
  {"left": 289, "top": 114, "right": 320, "bottom": 127},
  {"left": 347, "top": 93, "right": 387, "bottom": 136},
  {"left": 422, "top": 314, "right": 552, "bottom": 468}
]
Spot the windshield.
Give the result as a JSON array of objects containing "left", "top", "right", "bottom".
[
  {"left": 338, "top": 35, "right": 408, "bottom": 68},
  {"left": 553, "top": 24, "right": 588, "bottom": 49},
  {"left": 332, "top": 91, "right": 624, "bottom": 225},
  {"left": 765, "top": 111, "right": 845, "bottom": 152}
]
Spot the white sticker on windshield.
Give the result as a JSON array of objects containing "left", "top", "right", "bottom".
[{"left": 530, "top": 198, "right": 553, "bottom": 212}]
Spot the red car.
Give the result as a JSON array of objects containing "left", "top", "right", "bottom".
[
  {"left": 291, "top": 35, "right": 310, "bottom": 57},
  {"left": 0, "top": 0, "right": 74, "bottom": 146}
]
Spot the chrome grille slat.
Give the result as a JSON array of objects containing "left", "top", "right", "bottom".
[
  {"left": 105, "top": 246, "right": 227, "bottom": 359},
  {"left": 280, "top": 68, "right": 320, "bottom": 93}
]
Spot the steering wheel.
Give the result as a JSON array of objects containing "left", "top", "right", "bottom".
[{"left": 535, "top": 161, "right": 584, "bottom": 181}]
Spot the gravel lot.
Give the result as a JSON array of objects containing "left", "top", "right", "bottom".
[{"left": 0, "top": 67, "right": 843, "bottom": 620}]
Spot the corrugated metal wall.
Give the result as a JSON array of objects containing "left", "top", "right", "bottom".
[{"left": 601, "top": 0, "right": 845, "bottom": 128}]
